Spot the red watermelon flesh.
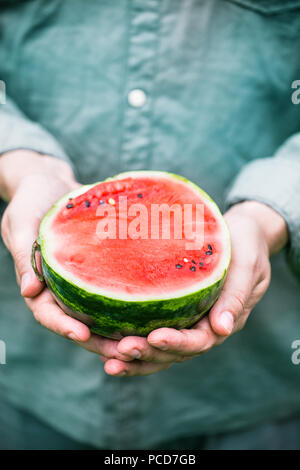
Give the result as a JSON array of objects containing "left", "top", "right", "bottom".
[{"left": 51, "top": 174, "right": 224, "bottom": 299}]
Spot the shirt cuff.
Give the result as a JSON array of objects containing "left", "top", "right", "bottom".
[
  {"left": 0, "top": 98, "right": 71, "bottom": 164},
  {"left": 225, "top": 156, "right": 300, "bottom": 278}
]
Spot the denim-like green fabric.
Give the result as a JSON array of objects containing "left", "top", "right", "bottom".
[
  {"left": 1, "top": 397, "right": 300, "bottom": 450},
  {"left": 0, "top": 0, "right": 300, "bottom": 449}
]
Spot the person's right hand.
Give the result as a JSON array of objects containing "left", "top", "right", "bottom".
[{"left": 0, "top": 150, "right": 130, "bottom": 361}]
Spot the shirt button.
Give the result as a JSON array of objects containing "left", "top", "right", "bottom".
[{"left": 128, "top": 89, "right": 147, "bottom": 108}]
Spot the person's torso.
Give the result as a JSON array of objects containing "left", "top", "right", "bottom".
[{"left": 0, "top": 0, "right": 300, "bottom": 449}]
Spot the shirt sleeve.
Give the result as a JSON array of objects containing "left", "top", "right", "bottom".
[
  {"left": 0, "top": 96, "right": 72, "bottom": 165},
  {"left": 225, "top": 133, "right": 300, "bottom": 278}
]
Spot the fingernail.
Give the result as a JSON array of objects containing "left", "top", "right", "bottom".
[
  {"left": 130, "top": 349, "right": 141, "bottom": 359},
  {"left": 219, "top": 311, "right": 234, "bottom": 334},
  {"left": 156, "top": 341, "right": 168, "bottom": 351},
  {"left": 21, "top": 272, "right": 31, "bottom": 294},
  {"left": 67, "top": 333, "right": 80, "bottom": 341}
]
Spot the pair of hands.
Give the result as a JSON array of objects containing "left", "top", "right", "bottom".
[{"left": 0, "top": 151, "right": 288, "bottom": 377}]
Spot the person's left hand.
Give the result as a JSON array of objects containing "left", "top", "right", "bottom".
[{"left": 100, "top": 201, "right": 288, "bottom": 377}]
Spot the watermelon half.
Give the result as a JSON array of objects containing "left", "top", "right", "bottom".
[{"left": 32, "top": 171, "right": 231, "bottom": 339}]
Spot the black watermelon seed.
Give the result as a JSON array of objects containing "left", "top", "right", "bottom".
[
  {"left": 190, "top": 266, "right": 196, "bottom": 272},
  {"left": 207, "top": 244, "right": 213, "bottom": 251},
  {"left": 66, "top": 203, "right": 74, "bottom": 209},
  {"left": 84, "top": 200, "right": 90, "bottom": 207},
  {"left": 176, "top": 264, "right": 183, "bottom": 269},
  {"left": 68, "top": 197, "right": 73, "bottom": 200},
  {"left": 206, "top": 251, "right": 213, "bottom": 256},
  {"left": 137, "top": 193, "right": 143, "bottom": 198},
  {"left": 99, "top": 200, "right": 105, "bottom": 205},
  {"left": 199, "top": 262, "right": 204, "bottom": 267},
  {"left": 192, "top": 259, "right": 196, "bottom": 264}
]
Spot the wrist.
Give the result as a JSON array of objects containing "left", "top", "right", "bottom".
[
  {"left": 0, "top": 149, "right": 76, "bottom": 201},
  {"left": 227, "top": 200, "right": 289, "bottom": 256}
]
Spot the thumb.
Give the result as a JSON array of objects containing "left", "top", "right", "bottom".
[
  {"left": 209, "top": 265, "right": 251, "bottom": 336},
  {"left": 11, "top": 229, "right": 44, "bottom": 298}
]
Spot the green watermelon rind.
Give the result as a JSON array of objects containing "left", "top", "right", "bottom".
[
  {"left": 37, "top": 171, "right": 231, "bottom": 339},
  {"left": 42, "top": 257, "right": 227, "bottom": 338}
]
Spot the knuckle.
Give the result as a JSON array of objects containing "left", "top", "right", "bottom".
[
  {"left": 30, "top": 300, "right": 48, "bottom": 329},
  {"left": 199, "top": 338, "right": 216, "bottom": 354},
  {"left": 0, "top": 209, "right": 10, "bottom": 248},
  {"left": 144, "top": 351, "right": 166, "bottom": 363},
  {"left": 32, "top": 309, "right": 43, "bottom": 326},
  {"left": 181, "top": 328, "right": 211, "bottom": 354},
  {"left": 215, "top": 337, "right": 226, "bottom": 347},
  {"left": 235, "top": 313, "right": 249, "bottom": 332},
  {"left": 198, "top": 329, "right": 211, "bottom": 351},
  {"left": 12, "top": 247, "right": 27, "bottom": 272},
  {"left": 175, "top": 355, "right": 191, "bottom": 363},
  {"left": 180, "top": 329, "right": 193, "bottom": 351},
  {"left": 252, "top": 268, "right": 271, "bottom": 304},
  {"left": 231, "top": 290, "right": 247, "bottom": 316},
  {"left": 259, "top": 267, "right": 271, "bottom": 292},
  {"left": 256, "top": 278, "right": 270, "bottom": 299}
]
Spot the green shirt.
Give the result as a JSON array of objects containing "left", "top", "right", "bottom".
[{"left": 0, "top": 0, "right": 300, "bottom": 449}]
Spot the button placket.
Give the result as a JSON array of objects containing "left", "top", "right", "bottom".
[{"left": 120, "top": 0, "right": 160, "bottom": 170}]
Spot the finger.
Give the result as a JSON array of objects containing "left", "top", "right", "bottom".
[
  {"left": 147, "top": 317, "right": 222, "bottom": 355},
  {"left": 26, "top": 290, "right": 134, "bottom": 358},
  {"left": 117, "top": 335, "right": 184, "bottom": 363},
  {"left": 209, "top": 263, "right": 252, "bottom": 336},
  {"left": 103, "top": 358, "right": 172, "bottom": 377},
  {"left": 25, "top": 289, "right": 91, "bottom": 342},
  {"left": 74, "top": 334, "right": 132, "bottom": 361}
]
